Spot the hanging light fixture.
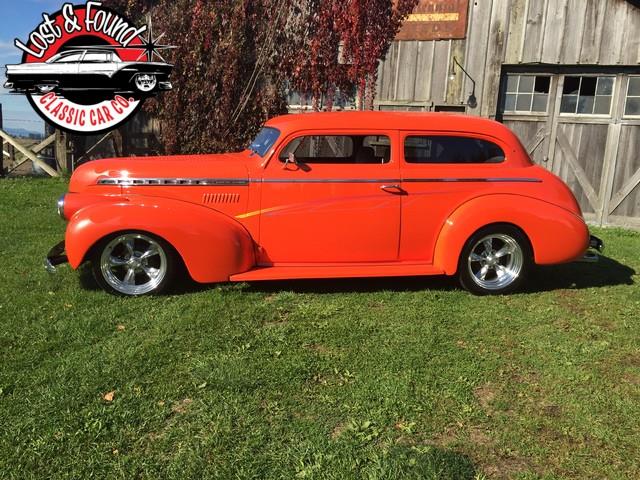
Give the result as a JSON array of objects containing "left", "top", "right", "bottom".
[{"left": 449, "top": 56, "right": 477, "bottom": 109}]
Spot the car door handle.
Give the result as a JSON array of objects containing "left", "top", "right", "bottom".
[{"left": 380, "top": 184, "right": 405, "bottom": 194}]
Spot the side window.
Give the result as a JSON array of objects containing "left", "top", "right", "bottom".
[
  {"left": 279, "top": 135, "right": 391, "bottom": 164},
  {"left": 83, "top": 52, "right": 110, "bottom": 63},
  {"left": 55, "top": 52, "right": 84, "bottom": 63},
  {"left": 404, "top": 136, "right": 505, "bottom": 164}
]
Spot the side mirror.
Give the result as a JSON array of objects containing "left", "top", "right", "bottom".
[{"left": 283, "top": 152, "right": 298, "bottom": 170}]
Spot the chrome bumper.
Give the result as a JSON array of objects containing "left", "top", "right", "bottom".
[
  {"left": 580, "top": 235, "right": 604, "bottom": 263},
  {"left": 45, "top": 241, "right": 68, "bottom": 274}
]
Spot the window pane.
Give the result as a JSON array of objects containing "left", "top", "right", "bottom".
[
  {"left": 518, "top": 76, "right": 535, "bottom": 93},
  {"left": 577, "top": 95, "right": 595, "bottom": 114},
  {"left": 596, "top": 77, "right": 614, "bottom": 95},
  {"left": 580, "top": 77, "right": 597, "bottom": 96},
  {"left": 626, "top": 97, "right": 640, "bottom": 116},
  {"left": 594, "top": 96, "right": 612, "bottom": 115},
  {"left": 404, "top": 136, "right": 505, "bottom": 164},
  {"left": 516, "top": 94, "right": 532, "bottom": 111},
  {"left": 279, "top": 135, "right": 391, "bottom": 164},
  {"left": 57, "top": 53, "right": 83, "bottom": 63},
  {"left": 506, "top": 75, "right": 519, "bottom": 93},
  {"left": 83, "top": 52, "right": 109, "bottom": 62},
  {"left": 534, "top": 76, "right": 551, "bottom": 93},
  {"left": 560, "top": 95, "right": 578, "bottom": 113},
  {"left": 504, "top": 93, "right": 517, "bottom": 111},
  {"left": 628, "top": 77, "right": 640, "bottom": 97},
  {"left": 563, "top": 76, "right": 581, "bottom": 95},
  {"left": 532, "top": 94, "right": 548, "bottom": 112}
]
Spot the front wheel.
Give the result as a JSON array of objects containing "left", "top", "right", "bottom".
[
  {"left": 133, "top": 73, "right": 157, "bottom": 93},
  {"left": 458, "top": 225, "right": 532, "bottom": 295},
  {"left": 91, "top": 232, "right": 177, "bottom": 296}
]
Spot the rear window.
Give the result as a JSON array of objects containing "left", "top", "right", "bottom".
[{"left": 404, "top": 136, "right": 505, "bottom": 164}]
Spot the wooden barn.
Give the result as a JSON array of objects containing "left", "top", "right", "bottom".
[{"left": 376, "top": 0, "right": 640, "bottom": 228}]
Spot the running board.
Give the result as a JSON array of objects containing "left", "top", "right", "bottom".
[{"left": 230, "top": 263, "right": 445, "bottom": 281}]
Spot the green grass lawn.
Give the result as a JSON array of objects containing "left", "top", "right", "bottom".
[{"left": 1, "top": 178, "right": 639, "bottom": 479}]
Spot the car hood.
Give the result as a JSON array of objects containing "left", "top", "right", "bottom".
[{"left": 69, "top": 153, "right": 250, "bottom": 193}]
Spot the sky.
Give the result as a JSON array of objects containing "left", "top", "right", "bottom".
[{"left": 0, "top": 0, "right": 63, "bottom": 134}]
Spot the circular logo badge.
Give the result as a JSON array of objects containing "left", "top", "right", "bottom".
[{"left": 8, "top": 2, "right": 174, "bottom": 135}]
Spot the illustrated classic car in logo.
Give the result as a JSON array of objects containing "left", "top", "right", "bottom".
[{"left": 3, "top": 2, "right": 175, "bottom": 134}]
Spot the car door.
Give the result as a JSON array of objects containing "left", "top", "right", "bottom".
[
  {"left": 76, "top": 51, "right": 114, "bottom": 87},
  {"left": 47, "top": 51, "right": 83, "bottom": 86},
  {"left": 257, "top": 130, "right": 401, "bottom": 264},
  {"left": 399, "top": 132, "right": 509, "bottom": 263}
]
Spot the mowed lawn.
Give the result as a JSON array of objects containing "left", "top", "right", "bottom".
[{"left": 1, "top": 178, "right": 639, "bottom": 480}]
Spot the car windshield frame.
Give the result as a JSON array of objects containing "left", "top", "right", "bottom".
[
  {"left": 46, "top": 51, "right": 86, "bottom": 64},
  {"left": 248, "top": 127, "right": 280, "bottom": 157}
]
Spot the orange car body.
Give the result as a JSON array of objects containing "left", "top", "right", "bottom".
[{"left": 58, "top": 112, "right": 590, "bottom": 283}]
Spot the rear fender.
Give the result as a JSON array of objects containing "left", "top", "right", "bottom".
[
  {"left": 433, "top": 194, "right": 589, "bottom": 275},
  {"left": 65, "top": 195, "right": 255, "bottom": 282}
]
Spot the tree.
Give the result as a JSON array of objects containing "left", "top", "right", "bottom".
[{"left": 106, "top": 0, "right": 417, "bottom": 154}]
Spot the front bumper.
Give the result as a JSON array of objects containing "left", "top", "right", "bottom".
[
  {"left": 580, "top": 234, "right": 604, "bottom": 263},
  {"left": 45, "top": 241, "right": 68, "bottom": 274}
]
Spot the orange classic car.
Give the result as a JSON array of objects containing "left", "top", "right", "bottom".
[{"left": 46, "top": 112, "right": 603, "bottom": 295}]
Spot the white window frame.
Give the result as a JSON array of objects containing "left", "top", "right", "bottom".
[
  {"left": 503, "top": 74, "right": 552, "bottom": 115},
  {"left": 558, "top": 74, "right": 616, "bottom": 118},
  {"left": 623, "top": 75, "right": 640, "bottom": 119}
]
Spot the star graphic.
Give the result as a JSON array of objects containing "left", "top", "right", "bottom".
[{"left": 135, "top": 15, "right": 176, "bottom": 63}]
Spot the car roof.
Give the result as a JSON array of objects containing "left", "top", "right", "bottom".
[
  {"left": 266, "top": 111, "right": 513, "bottom": 137},
  {"left": 264, "top": 111, "right": 530, "bottom": 165}
]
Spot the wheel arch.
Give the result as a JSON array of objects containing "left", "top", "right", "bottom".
[
  {"left": 432, "top": 194, "right": 589, "bottom": 275},
  {"left": 65, "top": 196, "right": 256, "bottom": 283}
]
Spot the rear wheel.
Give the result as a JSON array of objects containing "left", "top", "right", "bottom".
[
  {"left": 458, "top": 225, "right": 532, "bottom": 295},
  {"left": 91, "top": 232, "right": 177, "bottom": 296}
]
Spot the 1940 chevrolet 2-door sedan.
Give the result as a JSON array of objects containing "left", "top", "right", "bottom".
[{"left": 46, "top": 112, "right": 603, "bottom": 295}]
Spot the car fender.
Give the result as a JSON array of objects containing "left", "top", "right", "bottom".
[
  {"left": 65, "top": 195, "right": 255, "bottom": 282},
  {"left": 433, "top": 194, "right": 590, "bottom": 275}
]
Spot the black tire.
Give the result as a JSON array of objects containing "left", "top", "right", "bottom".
[
  {"left": 458, "top": 224, "right": 532, "bottom": 295},
  {"left": 90, "top": 231, "right": 178, "bottom": 296}
]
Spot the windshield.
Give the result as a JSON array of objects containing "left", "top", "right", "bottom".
[{"left": 248, "top": 127, "right": 280, "bottom": 157}]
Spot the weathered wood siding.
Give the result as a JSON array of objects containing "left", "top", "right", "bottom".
[{"left": 377, "top": 0, "right": 640, "bottom": 114}]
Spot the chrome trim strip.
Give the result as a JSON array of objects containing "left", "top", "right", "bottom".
[
  {"left": 97, "top": 178, "right": 249, "bottom": 186},
  {"left": 401, "top": 177, "right": 542, "bottom": 183},
  {"left": 254, "top": 178, "right": 542, "bottom": 184},
  {"left": 97, "top": 177, "right": 541, "bottom": 186}
]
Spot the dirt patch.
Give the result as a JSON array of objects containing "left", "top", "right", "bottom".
[
  {"left": 468, "top": 426, "right": 493, "bottom": 447},
  {"left": 171, "top": 398, "right": 193, "bottom": 414},
  {"left": 482, "top": 455, "right": 532, "bottom": 479},
  {"left": 330, "top": 422, "right": 347, "bottom": 440},
  {"left": 475, "top": 383, "right": 497, "bottom": 413},
  {"left": 542, "top": 404, "right": 562, "bottom": 418},
  {"left": 555, "top": 289, "right": 587, "bottom": 317},
  {"left": 304, "top": 343, "right": 332, "bottom": 354},
  {"left": 428, "top": 426, "right": 459, "bottom": 447}
]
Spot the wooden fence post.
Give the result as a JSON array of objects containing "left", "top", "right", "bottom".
[{"left": 55, "top": 129, "right": 69, "bottom": 172}]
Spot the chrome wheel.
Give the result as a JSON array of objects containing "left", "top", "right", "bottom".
[
  {"left": 467, "top": 233, "right": 524, "bottom": 291},
  {"left": 99, "top": 233, "right": 167, "bottom": 295},
  {"left": 134, "top": 74, "right": 157, "bottom": 92}
]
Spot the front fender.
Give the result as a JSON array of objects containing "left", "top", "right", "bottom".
[
  {"left": 65, "top": 195, "right": 255, "bottom": 283},
  {"left": 433, "top": 194, "right": 590, "bottom": 275}
]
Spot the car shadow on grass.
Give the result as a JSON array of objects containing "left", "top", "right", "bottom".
[{"left": 158, "top": 254, "right": 634, "bottom": 296}]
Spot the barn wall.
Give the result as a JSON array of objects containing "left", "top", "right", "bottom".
[{"left": 376, "top": 0, "right": 640, "bottom": 115}]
